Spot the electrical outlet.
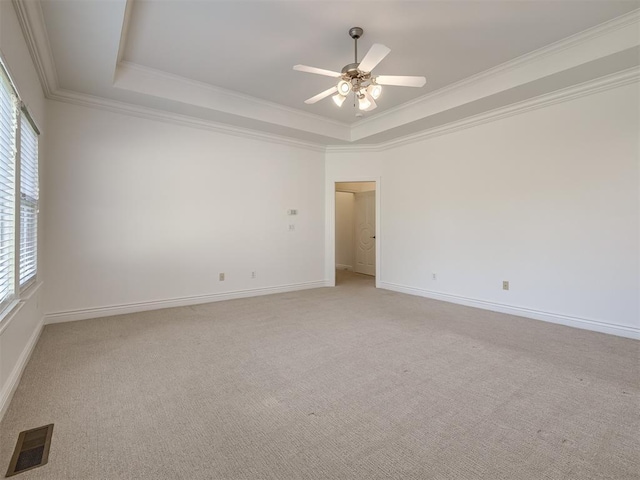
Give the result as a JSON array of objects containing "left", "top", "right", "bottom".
[
  {"left": 503, "top": 281, "right": 509, "bottom": 290},
  {"left": 289, "top": 224, "right": 295, "bottom": 231},
  {"left": 251, "top": 271, "right": 256, "bottom": 279},
  {"left": 432, "top": 273, "right": 437, "bottom": 280},
  {"left": 219, "top": 273, "right": 225, "bottom": 281}
]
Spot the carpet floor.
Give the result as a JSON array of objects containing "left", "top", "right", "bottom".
[{"left": 1, "top": 271, "right": 638, "bottom": 479}]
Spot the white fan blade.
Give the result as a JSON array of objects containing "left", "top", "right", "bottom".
[
  {"left": 305, "top": 86, "right": 338, "bottom": 104},
  {"left": 376, "top": 75, "right": 426, "bottom": 87},
  {"left": 294, "top": 65, "right": 342, "bottom": 78},
  {"left": 358, "top": 44, "right": 391, "bottom": 73}
]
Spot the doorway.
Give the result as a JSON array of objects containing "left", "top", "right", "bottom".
[{"left": 335, "top": 182, "right": 376, "bottom": 283}]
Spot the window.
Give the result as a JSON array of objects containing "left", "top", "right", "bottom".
[
  {"left": 0, "top": 65, "right": 17, "bottom": 309},
  {"left": 0, "top": 58, "right": 40, "bottom": 314},
  {"left": 20, "top": 114, "right": 38, "bottom": 288}
]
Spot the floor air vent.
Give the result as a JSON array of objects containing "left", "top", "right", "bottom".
[{"left": 6, "top": 424, "right": 54, "bottom": 477}]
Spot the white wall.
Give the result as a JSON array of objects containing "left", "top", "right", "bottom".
[
  {"left": 335, "top": 192, "right": 355, "bottom": 270},
  {"left": 43, "top": 101, "right": 326, "bottom": 320},
  {"left": 1, "top": 1, "right": 637, "bottom": 424},
  {"left": 0, "top": 1, "right": 46, "bottom": 418},
  {"left": 326, "top": 82, "right": 639, "bottom": 338}
]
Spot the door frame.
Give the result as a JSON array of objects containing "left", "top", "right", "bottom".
[{"left": 327, "top": 177, "right": 381, "bottom": 288}]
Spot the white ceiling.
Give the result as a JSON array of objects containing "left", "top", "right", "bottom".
[
  {"left": 21, "top": 0, "right": 640, "bottom": 145},
  {"left": 122, "top": 0, "right": 638, "bottom": 122}
]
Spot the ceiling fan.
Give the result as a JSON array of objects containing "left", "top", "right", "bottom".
[{"left": 293, "top": 27, "right": 427, "bottom": 112}]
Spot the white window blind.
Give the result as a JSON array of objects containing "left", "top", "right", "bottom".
[
  {"left": 19, "top": 113, "right": 38, "bottom": 287},
  {"left": 0, "top": 69, "right": 16, "bottom": 306}
]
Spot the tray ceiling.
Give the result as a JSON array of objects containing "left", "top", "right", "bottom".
[{"left": 17, "top": 0, "right": 640, "bottom": 146}]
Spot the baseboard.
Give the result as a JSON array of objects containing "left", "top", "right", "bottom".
[
  {"left": 0, "top": 316, "right": 45, "bottom": 421},
  {"left": 335, "top": 264, "right": 353, "bottom": 271},
  {"left": 380, "top": 282, "right": 639, "bottom": 340},
  {"left": 44, "top": 280, "right": 330, "bottom": 324}
]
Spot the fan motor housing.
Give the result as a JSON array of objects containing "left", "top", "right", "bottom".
[
  {"left": 341, "top": 63, "right": 372, "bottom": 79},
  {"left": 341, "top": 63, "right": 360, "bottom": 77}
]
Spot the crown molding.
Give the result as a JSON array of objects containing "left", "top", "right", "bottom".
[
  {"left": 356, "top": 9, "right": 640, "bottom": 129},
  {"left": 116, "top": 61, "right": 350, "bottom": 130},
  {"left": 351, "top": 8, "right": 640, "bottom": 141},
  {"left": 115, "top": 0, "right": 134, "bottom": 67},
  {"left": 114, "top": 61, "right": 351, "bottom": 141},
  {"left": 37, "top": 65, "right": 640, "bottom": 156},
  {"left": 11, "top": 0, "right": 58, "bottom": 96},
  {"left": 12, "top": 0, "right": 640, "bottom": 148},
  {"left": 12, "top": 0, "right": 348, "bottom": 143},
  {"left": 327, "top": 66, "right": 640, "bottom": 154},
  {"left": 113, "top": 8, "right": 640, "bottom": 145},
  {"left": 48, "top": 88, "right": 327, "bottom": 153}
]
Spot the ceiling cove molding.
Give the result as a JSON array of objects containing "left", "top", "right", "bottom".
[
  {"left": 48, "top": 89, "right": 326, "bottom": 153},
  {"left": 327, "top": 66, "right": 640, "bottom": 154},
  {"left": 11, "top": 0, "right": 347, "bottom": 144},
  {"left": 115, "top": 61, "right": 350, "bottom": 130},
  {"left": 357, "top": 8, "right": 640, "bottom": 127},
  {"left": 11, "top": 0, "right": 58, "bottom": 96},
  {"left": 115, "top": 0, "right": 134, "bottom": 68},
  {"left": 114, "top": 61, "right": 351, "bottom": 142},
  {"left": 12, "top": 0, "right": 640, "bottom": 148},
  {"left": 47, "top": 65, "right": 638, "bottom": 156},
  {"left": 351, "top": 8, "right": 640, "bottom": 140}
]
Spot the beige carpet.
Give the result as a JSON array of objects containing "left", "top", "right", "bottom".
[{"left": 1, "top": 271, "right": 638, "bottom": 479}]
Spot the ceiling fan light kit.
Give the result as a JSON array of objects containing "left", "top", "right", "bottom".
[
  {"left": 337, "top": 80, "right": 352, "bottom": 95},
  {"left": 293, "top": 27, "right": 427, "bottom": 112},
  {"left": 332, "top": 94, "right": 347, "bottom": 107},
  {"left": 367, "top": 83, "right": 382, "bottom": 100},
  {"left": 358, "top": 94, "right": 371, "bottom": 111}
]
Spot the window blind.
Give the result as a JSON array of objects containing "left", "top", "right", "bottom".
[
  {"left": 19, "top": 114, "right": 38, "bottom": 287},
  {"left": 0, "top": 69, "right": 16, "bottom": 305}
]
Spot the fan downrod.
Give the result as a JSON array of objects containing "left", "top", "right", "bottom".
[{"left": 346, "top": 27, "right": 365, "bottom": 75}]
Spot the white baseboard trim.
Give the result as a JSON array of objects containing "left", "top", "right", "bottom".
[
  {"left": 44, "top": 280, "right": 330, "bottom": 324},
  {"left": 0, "top": 316, "right": 45, "bottom": 421},
  {"left": 335, "top": 264, "right": 353, "bottom": 271},
  {"left": 380, "top": 281, "right": 639, "bottom": 340}
]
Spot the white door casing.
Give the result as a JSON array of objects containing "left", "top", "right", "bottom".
[{"left": 354, "top": 191, "right": 376, "bottom": 276}]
